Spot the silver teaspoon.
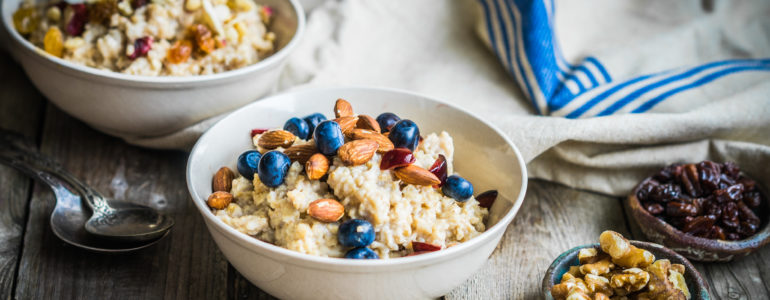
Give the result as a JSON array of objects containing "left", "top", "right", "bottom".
[{"left": 0, "top": 130, "right": 173, "bottom": 250}]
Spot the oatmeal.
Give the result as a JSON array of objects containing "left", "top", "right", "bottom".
[
  {"left": 208, "top": 99, "right": 492, "bottom": 259},
  {"left": 13, "top": 0, "right": 275, "bottom": 76}
]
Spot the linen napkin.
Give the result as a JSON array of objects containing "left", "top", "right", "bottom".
[{"left": 124, "top": 0, "right": 770, "bottom": 196}]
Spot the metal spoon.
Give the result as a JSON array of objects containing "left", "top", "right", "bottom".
[{"left": 0, "top": 131, "right": 173, "bottom": 252}]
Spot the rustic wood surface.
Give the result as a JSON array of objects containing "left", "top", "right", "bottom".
[{"left": 1, "top": 54, "right": 769, "bottom": 299}]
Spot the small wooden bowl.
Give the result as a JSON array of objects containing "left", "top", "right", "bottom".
[
  {"left": 627, "top": 178, "right": 770, "bottom": 262},
  {"left": 541, "top": 241, "right": 710, "bottom": 299}
]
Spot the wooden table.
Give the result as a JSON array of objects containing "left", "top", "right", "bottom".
[{"left": 1, "top": 55, "right": 768, "bottom": 300}]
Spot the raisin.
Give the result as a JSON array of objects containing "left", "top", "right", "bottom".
[
  {"left": 645, "top": 203, "right": 664, "bottom": 215},
  {"left": 743, "top": 191, "right": 762, "bottom": 208},
  {"left": 707, "top": 225, "right": 726, "bottom": 240},
  {"left": 649, "top": 183, "right": 680, "bottom": 203},
  {"left": 43, "top": 26, "right": 64, "bottom": 57},
  {"left": 666, "top": 201, "right": 698, "bottom": 217},
  {"left": 89, "top": 0, "right": 117, "bottom": 25},
  {"left": 12, "top": 6, "right": 39, "bottom": 35},
  {"left": 654, "top": 163, "right": 682, "bottom": 182},
  {"left": 191, "top": 24, "right": 216, "bottom": 54},
  {"left": 167, "top": 40, "right": 193, "bottom": 64},
  {"left": 131, "top": 0, "right": 148, "bottom": 9},
  {"left": 697, "top": 161, "right": 721, "bottom": 193},
  {"left": 737, "top": 176, "right": 757, "bottom": 192},
  {"left": 683, "top": 215, "right": 716, "bottom": 237},
  {"left": 637, "top": 180, "right": 659, "bottom": 201}
]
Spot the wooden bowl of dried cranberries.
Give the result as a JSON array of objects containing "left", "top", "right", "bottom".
[{"left": 627, "top": 160, "right": 770, "bottom": 262}]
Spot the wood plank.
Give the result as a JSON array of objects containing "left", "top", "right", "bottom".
[
  {"left": 445, "top": 180, "right": 631, "bottom": 299},
  {"left": 13, "top": 105, "right": 230, "bottom": 299},
  {"left": 0, "top": 55, "right": 46, "bottom": 300}
]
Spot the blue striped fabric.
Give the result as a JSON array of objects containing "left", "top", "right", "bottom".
[{"left": 479, "top": 0, "right": 770, "bottom": 118}]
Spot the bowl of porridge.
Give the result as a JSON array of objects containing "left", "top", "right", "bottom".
[
  {"left": 186, "top": 87, "right": 528, "bottom": 299},
  {"left": 0, "top": 0, "right": 304, "bottom": 139}
]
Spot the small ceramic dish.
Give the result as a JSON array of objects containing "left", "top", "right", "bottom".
[
  {"left": 186, "top": 86, "right": 529, "bottom": 300},
  {"left": 627, "top": 178, "right": 770, "bottom": 262},
  {"left": 0, "top": 0, "right": 304, "bottom": 138},
  {"left": 541, "top": 240, "right": 710, "bottom": 300}
]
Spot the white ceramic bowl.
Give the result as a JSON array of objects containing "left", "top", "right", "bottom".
[
  {"left": 186, "top": 87, "right": 528, "bottom": 300},
  {"left": 0, "top": 0, "right": 304, "bottom": 138}
]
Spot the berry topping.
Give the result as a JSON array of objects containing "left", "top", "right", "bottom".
[
  {"left": 442, "top": 175, "right": 474, "bottom": 202},
  {"left": 284, "top": 117, "right": 310, "bottom": 140},
  {"left": 476, "top": 190, "right": 498, "bottom": 209},
  {"left": 236, "top": 150, "right": 261, "bottom": 180},
  {"left": 344, "top": 247, "right": 379, "bottom": 259},
  {"left": 376, "top": 112, "right": 400, "bottom": 133},
  {"left": 302, "top": 113, "right": 326, "bottom": 136},
  {"left": 428, "top": 154, "right": 447, "bottom": 187},
  {"left": 338, "top": 219, "right": 375, "bottom": 248},
  {"left": 313, "top": 120, "right": 344, "bottom": 156},
  {"left": 388, "top": 119, "right": 420, "bottom": 151},
  {"left": 257, "top": 150, "right": 291, "bottom": 187},
  {"left": 249, "top": 128, "right": 269, "bottom": 137},
  {"left": 128, "top": 36, "right": 153, "bottom": 60},
  {"left": 380, "top": 148, "right": 416, "bottom": 170}
]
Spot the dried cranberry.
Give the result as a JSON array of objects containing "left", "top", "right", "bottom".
[
  {"left": 697, "top": 161, "right": 721, "bottom": 193},
  {"left": 645, "top": 203, "right": 664, "bottom": 215},
  {"left": 412, "top": 242, "right": 441, "bottom": 252},
  {"left": 476, "top": 190, "right": 498, "bottom": 209},
  {"left": 65, "top": 4, "right": 88, "bottom": 36},
  {"left": 428, "top": 154, "right": 447, "bottom": 186},
  {"left": 128, "top": 36, "right": 152, "bottom": 60},
  {"left": 380, "top": 148, "right": 415, "bottom": 170},
  {"left": 250, "top": 128, "right": 269, "bottom": 137}
]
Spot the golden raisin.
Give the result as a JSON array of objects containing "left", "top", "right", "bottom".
[
  {"left": 89, "top": 0, "right": 118, "bottom": 25},
  {"left": 13, "top": 7, "right": 39, "bottom": 35},
  {"left": 167, "top": 39, "right": 193, "bottom": 64},
  {"left": 191, "top": 24, "right": 216, "bottom": 54},
  {"left": 43, "top": 27, "right": 64, "bottom": 58}
]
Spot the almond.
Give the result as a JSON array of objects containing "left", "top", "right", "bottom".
[
  {"left": 356, "top": 114, "right": 381, "bottom": 132},
  {"left": 337, "top": 139, "right": 378, "bottom": 166},
  {"left": 284, "top": 143, "right": 318, "bottom": 164},
  {"left": 334, "top": 98, "right": 353, "bottom": 118},
  {"left": 393, "top": 165, "right": 441, "bottom": 186},
  {"left": 349, "top": 129, "right": 394, "bottom": 153},
  {"left": 307, "top": 198, "right": 345, "bottom": 222},
  {"left": 212, "top": 166, "right": 234, "bottom": 192},
  {"left": 305, "top": 153, "right": 329, "bottom": 180},
  {"left": 207, "top": 191, "right": 233, "bottom": 209},
  {"left": 258, "top": 130, "right": 296, "bottom": 149},
  {"left": 333, "top": 116, "right": 359, "bottom": 135}
]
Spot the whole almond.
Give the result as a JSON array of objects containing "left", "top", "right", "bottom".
[
  {"left": 307, "top": 198, "right": 345, "bottom": 222},
  {"left": 334, "top": 98, "right": 354, "bottom": 118},
  {"left": 349, "top": 129, "right": 394, "bottom": 153},
  {"left": 393, "top": 165, "right": 441, "bottom": 186},
  {"left": 333, "top": 116, "right": 359, "bottom": 135},
  {"left": 207, "top": 191, "right": 233, "bottom": 209},
  {"left": 284, "top": 143, "right": 318, "bottom": 164},
  {"left": 337, "top": 139, "right": 378, "bottom": 166},
  {"left": 305, "top": 153, "right": 330, "bottom": 180},
  {"left": 356, "top": 114, "right": 381, "bottom": 132},
  {"left": 258, "top": 130, "right": 296, "bottom": 149},
  {"left": 212, "top": 166, "right": 234, "bottom": 192}
]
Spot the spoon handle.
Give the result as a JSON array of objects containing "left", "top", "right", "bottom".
[{"left": 0, "top": 130, "right": 112, "bottom": 214}]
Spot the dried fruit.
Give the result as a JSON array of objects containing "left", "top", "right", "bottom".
[
  {"left": 334, "top": 98, "right": 354, "bottom": 118},
  {"left": 428, "top": 154, "right": 448, "bottom": 187},
  {"left": 356, "top": 114, "right": 381, "bottom": 132},
  {"left": 682, "top": 215, "right": 716, "bottom": 236},
  {"left": 13, "top": 6, "right": 39, "bottom": 35},
  {"left": 89, "top": 0, "right": 117, "bottom": 25},
  {"left": 333, "top": 116, "right": 359, "bottom": 135},
  {"left": 283, "top": 143, "right": 318, "bottom": 165},
  {"left": 476, "top": 190, "right": 498, "bottom": 209},
  {"left": 337, "top": 139, "right": 378, "bottom": 166},
  {"left": 665, "top": 201, "right": 698, "bottom": 217},
  {"left": 131, "top": 0, "right": 148, "bottom": 9},
  {"left": 64, "top": 4, "right": 88, "bottom": 36},
  {"left": 259, "top": 5, "right": 273, "bottom": 22},
  {"left": 207, "top": 191, "right": 233, "bottom": 209},
  {"left": 393, "top": 165, "right": 441, "bottom": 186},
  {"left": 349, "top": 129, "right": 394, "bottom": 153},
  {"left": 412, "top": 241, "right": 441, "bottom": 252},
  {"left": 128, "top": 36, "right": 153, "bottom": 60},
  {"left": 43, "top": 27, "right": 64, "bottom": 58},
  {"left": 191, "top": 24, "right": 216, "bottom": 54},
  {"left": 249, "top": 128, "right": 269, "bottom": 137},
  {"left": 307, "top": 198, "right": 344, "bottom": 222},
  {"left": 258, "top": 130, "right": 296, "bottom": 149},
  {"left": 305, "top": 153, "right": 329, "bottom": 180},
  {"left": 644, "top": 203, "right": 664, "bottom": 215},
  {"left": 380, "top": 148, "right": 416, "bottom": 170},
  {"left": 212, "top": 166, "right": 234, "bottom": 192},
  {"left": 167, "top": 39, "right": 193, "bottom": 64}
]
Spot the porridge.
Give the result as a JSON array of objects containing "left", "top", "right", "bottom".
[
  {"left": 206, "top": 99, "right": 495, "bottom": 259},
  {"left": 12, "top": 0, "right": 275, "bottom": 75}
]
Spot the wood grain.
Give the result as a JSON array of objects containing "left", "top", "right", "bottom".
[
  {"left": 0, "top": 55, "right": 46, "bottom": 300},
  {"left": 446, "top": 180, "right": 631, "bottom": 299}
]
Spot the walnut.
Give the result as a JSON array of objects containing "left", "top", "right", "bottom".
[
  {"left": 580, "top": 258, "right": 614, "bottom": 276},
  {"left": 578, "top": 248, "right": 599, "bottom": 264},
  {"left": 600, "top": 231, "right": 655, "bottom": 268},
  {"left": 668, "top": 270, "right": 690, "bottom": 299},
  {"left": 552, "top": 277, "right": 587, "bottom": 300},
  {"left": 612, "top": 247, "right": 655, "bottom": 269},
  {"left": 670, "top": 264, "right": 685, "bottom": 275},
  {"left": 584, "top": 274, "right": 613, "bottom": 296},
  {"left": 644, "top": 260, "right": 688, "bottom": 300},
  {"left": 609, "top": 268, "right": 650, "bottom": 293}
]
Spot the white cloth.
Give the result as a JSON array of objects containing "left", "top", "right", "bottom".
[{"left": 127, "top": 0, "right": 770, "bottom": 196}]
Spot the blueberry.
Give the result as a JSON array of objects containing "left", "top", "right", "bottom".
[
  {"left": 257, "top": 150, "right": 291, "bottom": 187},
  {"left": 236, "top": 150, "right": 261, "bottom": 180},
  {"left": 303, "top": 113, "right": 327, "bottom": 136},
  {"left": 338, "top": 219, "right": 375, "bottom": 248},
  {"left": 313, "top": 120, "right": 344, "bottom": 156},
  {"left": 442, "top": 175, "right": 474, "bottom": 202},
  {"left": 388, "top": 119, "right": 420, "bottom": 151},
  {"left": 344, "top": 247, "right": 379, "bottom": 259},
  {"left": 376, "top": 112, "right": 400, "bottom": 133},
  {"left": 284, "top": 117, "right": 310, "bottom": 140}
]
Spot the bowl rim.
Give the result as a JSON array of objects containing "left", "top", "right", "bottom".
[
  {"left": 185, "top": 86, "right": 529, "bottom": 268},
  {"left": 627, "top": 177, "right": 770, "bottom": 254},
  {"left": 541, "top": 240, "right": 710, "bottom": 299},
  {"left": 1, "top": 0, "right": 305, "bottom": 86}
]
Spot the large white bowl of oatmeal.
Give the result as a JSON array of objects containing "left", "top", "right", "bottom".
[
  {"left": 187, "top": 87, "right": 528, "bottom": 300},
  {"left": 0, "top": 0, "right": 303, "bottom": 140}
]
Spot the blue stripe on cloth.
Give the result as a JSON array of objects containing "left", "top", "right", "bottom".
[
  {"left": 585, "top": 56, "right": 612, "bottom": 83},
  {"left": 596, "top": 58, "right": 770, "bottom": 116},
  {"left": 576, "top": 65, "right": 599, "bottom": 87},
  {"left": 565, "top": 74, "right": 657, "bottom": 118},
  {"left": 631, "top": 65, "right": 770, "bottom": 113}
]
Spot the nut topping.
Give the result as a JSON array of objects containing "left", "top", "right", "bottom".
[
  {"left": 283, "top": 143, "right": 318, "bottom": 164},
  {"left": 305, "top": 153, "right": 329, "bottom": 180},
  {"left": 207, "top": 191, "right": 233, "bottom": 209},
  {"left": 356, "top": 114, "right": 381, "bottom": 132},
  {"left": 393, "top": 165, "right": 441, "bottom": 186},
  {"left": 333, "top": 116, "right": 359, "bottom": 135},
  {"left": 307, "top": 198, "right": 344, "bottom": 222},
  {"left": 258, "top": 130, "right": 296, "bottom": 149},
  {"left": 349, "top": 129, "right": 394, "bottom": 153},
  {"left": 337, "top": 139, "right": 378, "bottom": 166},
  {"left": 212, "top": 166, "right": 234, "bottom": 192},
  {"left": 334, "top": 98, "right": 354, "bottom": 118}
]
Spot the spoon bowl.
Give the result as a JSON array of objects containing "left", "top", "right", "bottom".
[{"left": 84, "top": 202, "right": 174, "bottom": 243}]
